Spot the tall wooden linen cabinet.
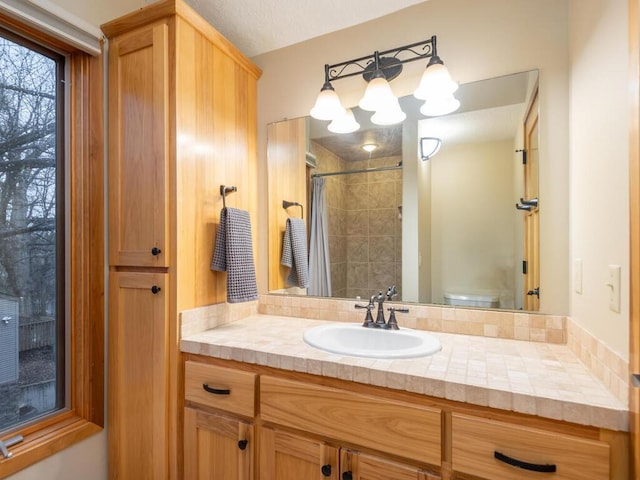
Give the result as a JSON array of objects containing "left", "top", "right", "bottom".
[{"left": 102, "top": 2, "right": 261, "bottom": 478}]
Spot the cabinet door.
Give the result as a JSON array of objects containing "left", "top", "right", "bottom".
[
  {"left": 260, "top": 428, "right": 339, "bottom": 480},
  {"left": 108, "top": 271, "right": 169, "bottom": 479},
  {"left": 340, "top": 449, "right": 439, "bottom": 480},
  {"left": 108, "top": 21, "right": 170, "bottom": 267},
  {"left": 184, "top": 407, "right": 253, "bottom": 480}
]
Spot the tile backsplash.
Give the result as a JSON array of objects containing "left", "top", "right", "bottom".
[{"left": 258, "top": 294, "right": 566, "bottom": 343}]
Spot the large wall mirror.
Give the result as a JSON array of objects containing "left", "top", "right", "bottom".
[{"left": 267, "top": 70, "right": 540, "bottom": 311}]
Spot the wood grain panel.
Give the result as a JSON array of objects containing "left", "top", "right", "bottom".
[
  {"left": 260, "top": 375, "right": 441, "bottom": 466},
  {"left": 184, "top": 361, "right": 256, "bottom": 417},
  {"left": 108, "top": 21, "right": 170, "bottom": 267},
  {"left": 108, "top": 271, "right": 170, "bottom": 479},
  {"left": 175, "top": 16, "right": 260, "bottom": 310},
  {"left": 259, "top": 427, "right": 339, "bottom": 480},
  {"left": 451, "top": 413, "right": 609, "bottom": 480},
  {"left": 266, "top": 117, "right": 308, "bottom": 291},
  {"left": 184, "top": 407, "right": 253, "bottom": 480},
  {"left": 629, "top": 0, "right": 640, "bottom": 476},
  {"left": 341, "top": 450, "right": 438, "bottom": 480}
]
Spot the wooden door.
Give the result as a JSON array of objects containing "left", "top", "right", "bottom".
[
  {"left": 108, "top": 21, "right": 170, "bottom": 267},
  {"left": 260, "top": 428, "right": 339, "bottom": 480},
  {"left": 523, "top": 89, "right": 540, "bottom": 311},
  {"left": 108, "top": 271, "right": 169, "bottom": 479},
  {"left": 630, "top": 0, "right": 640, "bottom": 475},
  {"left": 184, "top": 407, "right": 253, "bottom": 480},
  {"left": 340, "top": 450, "right": 438, "bottom": 480}
]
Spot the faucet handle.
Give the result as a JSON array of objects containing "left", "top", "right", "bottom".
[
  {"left": 386, "top": 307, "right": 409, "bottom": 330},
  {"left": 354, "top": 302, "right": 376, "bottom": 328}
]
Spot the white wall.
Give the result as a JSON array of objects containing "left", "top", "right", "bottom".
[
  {"left": 569, "top": 0, "right": 629, "bottom": 359},
  {"left": 430, "top": 140, "right": 516, "bottom": 308},
  {"left": 254, "top": 0, "right": 572, "bottom": 315},
  {"left": 8, "top": 432, "right": 107, "bottom": 480},
  {"left": 47, "top": 0, "right": 147, "bottom": 28}
]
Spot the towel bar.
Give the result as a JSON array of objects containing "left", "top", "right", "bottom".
[{"left": 282, "top": 200, "right": 303, "bottom": 219}]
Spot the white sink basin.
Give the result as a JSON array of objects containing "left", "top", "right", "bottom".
[{"left": 303, "top": 323, "right": 442, "bottom": 359}]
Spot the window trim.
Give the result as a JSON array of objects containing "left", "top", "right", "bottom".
[{"left": 0, "top": 12, "right": 103, "bottom": 478}]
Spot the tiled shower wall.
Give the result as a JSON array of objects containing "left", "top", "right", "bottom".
[{"left": 311, "top": 141, "right": 402, "bottom": 299}]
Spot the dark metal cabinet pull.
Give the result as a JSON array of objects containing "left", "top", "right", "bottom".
[
  {"left": 237, "top": 439, "right": 248, "bottom": 450},
  {"left": 342, "top": 471, "right": 353, "bottom": 480},
  {"left": 202, "top": 383, "right": 231, "bottom": 395},
  {"left": 494, "top": 451, "right": 557, "bottom": 473},
  {"left": 321, "top": 464, "right": 331, "bottom": 477},
  {"left": 151, "top": 247, "right": 162, "bottom": 256},
  {"left": 151, "top": 285, "right": 161, "bottom": 294}
]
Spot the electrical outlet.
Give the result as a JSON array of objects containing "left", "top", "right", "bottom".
[{"left": 606, "top": 265, "right": 621, "bottom": 313}]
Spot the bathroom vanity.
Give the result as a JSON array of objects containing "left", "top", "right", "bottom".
[{"left": 180, "top": 315, "right": 629, "bottom": 480}]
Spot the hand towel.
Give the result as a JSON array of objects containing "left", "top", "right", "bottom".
[
  {"left": 281, "top": 217, "right": 309, "bottom": 288},
  {"left": 211, "top": 207, "right": 258, "bottom": 303}
]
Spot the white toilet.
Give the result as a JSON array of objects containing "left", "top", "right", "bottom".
[{"left": 443, "top": 292, "right": 500, "bottom": 308}]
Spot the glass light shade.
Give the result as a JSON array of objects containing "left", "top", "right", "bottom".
[
  {"left": 419, "top": 93, "right": 461, "bottom": 117},
  {"left": 361, "top": 143, "right": 378, "bottom": 153},
  {"left": 358, "top": 76, "right": 396, "bottom": 112},
  {"left": 328, "top": 108, "right": 360, "bottom": 134},
  {"left": 370, "top": 98, "right": 407, "bottom": 126},
  {"left": 310, "top": 86, "right": 344, "bottom": 120},
  {"left": 420, "top": 137, "right": 442, "bottom": 160},
  {"left": 413, "top": 63, "right": 459, "bottom": 100}
]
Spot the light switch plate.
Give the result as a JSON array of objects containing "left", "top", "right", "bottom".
[
  {"left": 607, "top": 264, "right": 621, "bottom": 313},
  {"left": 574, "top": 259, "right": 583, "bottom": 294}
]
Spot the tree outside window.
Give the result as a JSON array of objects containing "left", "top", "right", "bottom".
[{"left": 0, "top": 33, "right": 63, "bottom": 433}]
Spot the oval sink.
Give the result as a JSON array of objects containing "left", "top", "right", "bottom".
[{"left": 303, "top": 323, "right": 442, "bottom": 359}]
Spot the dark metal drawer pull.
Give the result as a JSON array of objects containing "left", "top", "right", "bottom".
[
  {"left": 202, "top": 383, "right": 230, "bottom": 395},
  {"left": 237, "top": 439, "right": 248, "bottom": 450},
  {"left": 494, "top": 451, "right": 556, "bottom": 473}
]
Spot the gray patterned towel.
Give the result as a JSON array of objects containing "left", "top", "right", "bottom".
[
  {"left": 211, "top": 207, "right": 258, "bottom": 303},
  {"left": 281, "top": 217, "right": 309, "bottom": 288}
]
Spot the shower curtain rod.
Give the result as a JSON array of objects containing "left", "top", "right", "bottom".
[{"left": 311, "top": 164, "right": 402, "bottom": 178}]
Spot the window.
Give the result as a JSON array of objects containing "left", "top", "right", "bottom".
[
  {"left": 0, "top": 12, "right": 103, "bottom": 478},
  {"left": 0, "top": 28, "right": 64, "bottom": 434}
]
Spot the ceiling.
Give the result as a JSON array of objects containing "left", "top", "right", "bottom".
[{"left": 183, "top": 0, "right": 428, "bottom": 57}]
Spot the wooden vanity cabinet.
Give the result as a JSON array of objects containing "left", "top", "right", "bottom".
[
  {"left": 184, "top": 408, "right": 253, "bottom": 480},
  {"left": 451, "top": 413, "right": 611, "bottom": 480},
  {"left": 259, "top": 428, "right": 339, "bottom": 480},
  {"left": 184, "top": 363, "right": 258, "bottom": 480},
  {"left": 340, "top": 450, "right": 440, "bottom": 480},
  {"left": 258, "top": 428, "right": 439, "bottom": 480},
  {"left": 181, "top": 358, "right": 625, "bottom": 480}
]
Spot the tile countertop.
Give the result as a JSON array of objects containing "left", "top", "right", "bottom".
[{"left": 180, "top": 314, "right": 628, "bottom": 432}]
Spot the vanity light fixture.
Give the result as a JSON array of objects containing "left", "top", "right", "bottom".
[
  {"left": 420, "top": 137, "right": 442, "bottom": 160},
  {"left": 310, "top": 35, "right": 459, "bottom": 131}
]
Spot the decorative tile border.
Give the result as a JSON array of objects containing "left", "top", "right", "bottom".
[
  {"left": 180, "top": 300, "right": 258, "bottom": 338},
  {"left": 566, "top": 317, "right": 629, "bottom": 404},
  {"left": 257, "top": 294, "right": 566, "bottom": 344}
]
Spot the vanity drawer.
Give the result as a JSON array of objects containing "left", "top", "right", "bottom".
[
  {"left": 260, "top": 375, "right": 441, "bottom": 466},
  {"left": 451, "top": 413, "right": 610, "bottom": 480},
  {"left": 184, "top": 361, "right": 256, "bottom": 417}
]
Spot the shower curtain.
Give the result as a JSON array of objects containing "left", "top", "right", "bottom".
[{"left": 308, "top": 177, "right": 332, "bottom": 296}]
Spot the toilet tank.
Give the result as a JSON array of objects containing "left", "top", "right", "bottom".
[{"left": 444, "top": 293, "right": 500, "bottom": 308}]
